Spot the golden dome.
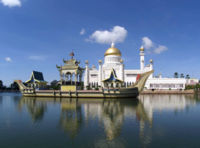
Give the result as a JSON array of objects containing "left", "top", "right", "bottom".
[
  {"left": 104, "top": 43, "right": 122, "bottom": 56},
  {"left": 140, "top": 46, "right": 144, "bottom": 51}
]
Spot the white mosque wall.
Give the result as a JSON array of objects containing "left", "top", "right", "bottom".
[
  {"left": 145, "top": 78, "right": 186, "bottom": 90},
  {"left": 88, "top": 69, "right": 99, "bottom": 84}
]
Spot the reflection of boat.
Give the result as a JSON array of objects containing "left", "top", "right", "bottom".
[
  {"left": 18, "top": 97, "right": 47, "bottom": 122},
  {"left": 60, "top": 101, "right": 82, "bottom": 139},
  {"left": 16, "top": 95, "right": 198, "bottom": 147},
  {"left": 14, "top": 70, "right": 153, "bottom": 99},
  {"left": 19, "top": 97, "right": 139, "bottom": 140}
]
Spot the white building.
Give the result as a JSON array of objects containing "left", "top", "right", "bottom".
[
  {"left": 186, "top": 78, "right": 199, "bottom": 85},
  {"left": 84, "top": 43, "right": 187, "bottom": 90}
]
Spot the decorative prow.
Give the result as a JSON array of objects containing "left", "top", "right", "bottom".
[
  {"left": 14, "top": 80, "right": 29, "bottom": 92},
  {"left": 130, "top": 70, "right": 154, "bottom": 93}
]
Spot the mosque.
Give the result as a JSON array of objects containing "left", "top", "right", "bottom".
[{"left": 84, "top": 43, "right": 187, "bottom": 90}]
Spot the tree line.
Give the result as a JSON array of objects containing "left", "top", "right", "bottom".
[
  {"left": 174, "top": 72, "right": 190, "bottom": 79},
  {"left": 0, "top": 80, "right": 61, "bottom": 91},
  {"left": 0, "top": 80, "right": 19, "bottom": 91}
]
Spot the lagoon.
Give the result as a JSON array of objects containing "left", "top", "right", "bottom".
[{"left": 0, "top": 93, "right": 200, "bottom": 148}]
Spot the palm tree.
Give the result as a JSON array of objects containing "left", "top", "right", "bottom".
[
  {"left": 180, "top": 73, "right": 184, "bottom": 78},
  {"left": 174, "top": 72, "right": 179, "bottom": 78},
  {"left": 186, "top": 74, "right": 190, "bottom": 79}
]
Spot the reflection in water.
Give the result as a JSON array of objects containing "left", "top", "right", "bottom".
[
  {"left": 17, "top": 94, "right": 198, "bottom": 147},
  {"left": 138, "top": 94, "right": 196, "bottom": 147},
  {"left": 83, "top": 100, "right": 138, "bottom": 141},
  {"left": 13, "top": 96, "right": 21, "bottom": 105},
  {"left": 60, "top": 100, "right": 83, "bottom": 139},
  {"left": 19, "top": 97, "right": 47, "bottom": 122},
  {"left": 0, "top": 96, "right": 2, "bottom": 105},
  {"left": 139, "top": 94, "right": 196, "bottom": 121}
]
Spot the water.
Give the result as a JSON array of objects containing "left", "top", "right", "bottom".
[{"left": 0, "top": 93, "right": 200, "bottom": 148}]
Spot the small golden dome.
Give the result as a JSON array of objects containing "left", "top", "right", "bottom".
[
  {"left": 98, "top": 60, "right": 102, "bottom": 64},
  {"left": 140, "top": 46, "right": 144, "bottom": 51},
  {"left": 85, "top": 60, "right": 89, "bottom": 64},
  {"left": 104, "top": 43, "right": 122, "bottom": 56}
]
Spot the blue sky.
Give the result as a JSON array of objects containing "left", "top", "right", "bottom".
[{"left": 0, "top": 0, "right": 200, "bottom": 85}]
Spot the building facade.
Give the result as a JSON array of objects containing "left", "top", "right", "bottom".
[{"left": 84, "top": 43, "right": 187, "bottom": 90}]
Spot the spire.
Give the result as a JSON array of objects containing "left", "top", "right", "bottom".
[
  {"left": 111, "top": 42, "right": 115, "bottom": 48},
  {"left": 69, "top": 51, "right": 74, "bottom": 59}
]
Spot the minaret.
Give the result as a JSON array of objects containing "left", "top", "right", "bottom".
[
  {"left": 98, "top": 60, "right": 102, "bottom": 87},
  {"left": 84, "top": 60, "right": 89, "bottom": 89},
  {"left": 149, "top": 59, "right": 153, "bottom": 78},
  {"left": 140, "top": 46, "right": 145, "bottom": 70},
  {"left": 119, "top": 59, "right": 124, "bottom": 81}
]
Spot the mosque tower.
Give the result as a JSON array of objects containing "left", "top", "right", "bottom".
[
  {"left": 140, "top": 46, "right": 145, "bottom": 70},
  {"left": 103, "top": 42, "right": 123, "bottom": 80},
  {"left": 149, "top": 59, "right": 153, "bottom": 78}
]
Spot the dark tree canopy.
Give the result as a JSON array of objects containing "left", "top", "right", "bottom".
[
  {"left": 180, "top": 73, "right": 184, "bottom": 78},
  {"left": 174, "top": 72, "right": 179, "bottom": 78}
]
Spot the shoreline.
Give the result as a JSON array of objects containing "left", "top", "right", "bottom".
[
  {"left": 141, "top": 89, "right": 195, "bottom": 94},
  {"left": 0, "top": 90, "right": 20, "bottom": 93}
]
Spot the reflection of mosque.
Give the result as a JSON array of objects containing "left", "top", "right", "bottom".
[
  {"left": 18, "top": 95, "right": 197, "bottom": 144},
  {"left": 83, "top": 100, "right": 139, "bottom": 140}
]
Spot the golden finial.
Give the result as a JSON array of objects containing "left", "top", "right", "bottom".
[
  {"left": 85, "top": 60, "right": 89, "bottom": 64},
  {"left": 140, "top": 46, "right": 144, "bottom": 51}
]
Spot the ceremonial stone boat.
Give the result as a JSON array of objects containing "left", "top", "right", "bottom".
[{"left": 15, "top": 70, "right": 153, "bottom": 99}]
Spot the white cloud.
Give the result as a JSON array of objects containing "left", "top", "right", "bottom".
[
  {"left": 154, "top": 45, "right": 168, "bottom": 54},
  {"left": 142, "top": 36, "right": 168, "bottom": 54},
  {"left": 142, "top": 37, "right": 153, "bottom": 49},
  {"left": 29, "top": 56, "right": 46, "bottom": 61},
  {"left": 0, "top": 0, "right": 21, "bottom": 7},
  {"left": 80, "top": 28, "right": 85, "bottom": 35},
  {"left": 88, "top": 26, "right": 127, "bottom": 44},
  {"left": 5, "top": 57, "right": 12, "bottom": 62}
]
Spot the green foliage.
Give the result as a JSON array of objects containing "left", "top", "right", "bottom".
[
  {"left": 185, "top": 84, "right": 200, "bottom": 90},
  {"left": 195, "top": 84, "right": 200, "bottom": 89},
  {"left": 0, "top": 80, "right": 3, "bottom": 88},
  {"left": 185, "top": 85, "right": 195, "bottom": 90},
  {"left": 49, "top": 80, "right": 60, "bottom": 90}
]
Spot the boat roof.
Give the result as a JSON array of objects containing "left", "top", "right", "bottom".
[
  {"left": 26, "top": 71, "right": 47, "bottom": 83},
  {"left": 102, "top": 68, "right": 123, "bottom": 82}
]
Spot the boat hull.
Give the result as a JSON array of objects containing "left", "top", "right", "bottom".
[{"left": 21, "top": 88, "right": 139, "bottom": 99}]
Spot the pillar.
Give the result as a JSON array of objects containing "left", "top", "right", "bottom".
[
  {"left": 98, "top": 60, "right": 102, "bottom": 87},
  {"left": 149, "top": 59, "right": 153, "bottom": 78},
  {"left": 140, "top": 46, "right": 145, "bottom": 70},
  {"left": 84, "top": 60, "right": 89, "bottom": 89},
  {"left": 60, "top": 70, "right": 63, "bottom": 84},
  {"left": 119, "top": 59, "right": 124, "bottom": 81}
]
